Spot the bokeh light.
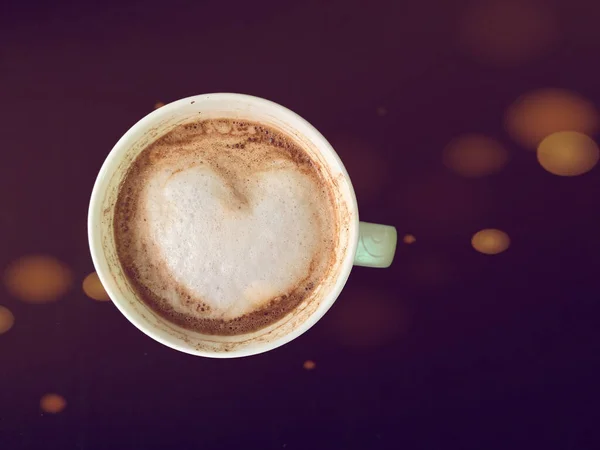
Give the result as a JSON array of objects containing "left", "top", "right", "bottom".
[
  {"left": 472, "top": 229, "right": 510, "bottom": 255},
  {"left": 537, "top": 131, "right": 599, "bottom": 176},
  {"left": 403, "top": 234, "right": 416, "bottom": 244},
  {"left": 303, "top": 360, "right": 316, "bottom": 370},
  {"left": 505, "top": 89, "right": 600, "bottom": 149},
  {"left": 40, "top": 393, "right": 67, "bottom": 414},
  {"left": 0, "top": 306, "right": 15, "bottom": 334},
  {"left": 329, "top": 289, "right": 408, "bottom": 348},
  {"left": 443, "top": 134, "right": 509, "bottom": 177},
  {"left": 154, "top": 101, "right": 165, "bottom": 110},
  {"left": 4, "top": 255, "right": 73, "bottom": 303},
  {"left": 376, "top": 106, "right": 388, "bottom": 117},
  {"left": 458, "top": 0, "right": 558, "bottom": 67},
  {"left": 82, "top": 272, "right": 111, "bottom": 301}
]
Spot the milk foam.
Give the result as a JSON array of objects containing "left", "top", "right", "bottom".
[
  {"left": 144, "top": 164, "right": 320, "bottom": 319},
  {"left": 114, "top": 119, "right": 338, "bottom": 335}
]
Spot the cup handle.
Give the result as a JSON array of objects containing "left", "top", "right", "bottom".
[{"left": 354, "top": 222, "right": 397, "bottom": 268}]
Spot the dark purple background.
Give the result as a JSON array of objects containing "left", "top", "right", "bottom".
[{"left": 2, "top": 0, "right": 600, "bottom": 449}]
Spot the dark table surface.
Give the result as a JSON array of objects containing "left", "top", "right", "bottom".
[{"left": 2, "top": 0, "right": 600, "bottom": 449}]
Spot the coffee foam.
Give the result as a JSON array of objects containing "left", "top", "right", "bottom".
[{"left": 114, "top": 119, "right": 338, "bottom": 335}]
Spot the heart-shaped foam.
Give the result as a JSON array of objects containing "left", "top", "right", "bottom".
[{"left": 143, "top": 165, "right": 321, "bottom": 319}]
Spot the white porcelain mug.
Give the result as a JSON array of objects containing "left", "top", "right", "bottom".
[{"left": 88, "top": 93, "right": 397, "bottom": 358}]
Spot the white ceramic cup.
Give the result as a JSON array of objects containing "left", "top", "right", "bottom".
[{"left": 88, "top": 93, "right": 397, "bottom": 358}]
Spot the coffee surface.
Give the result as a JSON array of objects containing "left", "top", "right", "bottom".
[{"left": 114, "top": 119, "right": 338, "bottom": 335}]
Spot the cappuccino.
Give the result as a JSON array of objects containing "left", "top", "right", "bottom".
[{"left": 114, "top": 119, "right": 338, "bottom": 336}]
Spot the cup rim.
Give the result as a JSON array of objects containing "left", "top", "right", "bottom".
[{"left": 88, "top": 93, "right": 359, "bottom": 358}]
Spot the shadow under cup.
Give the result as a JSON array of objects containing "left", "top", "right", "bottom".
[{"left": 88, "top": 93, "right": 359, "bottom": 357}]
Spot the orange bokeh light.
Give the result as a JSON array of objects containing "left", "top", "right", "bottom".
[
  {"left": 0, "top": 306, "right": 15, "bottom": 334},
  {"left": 4, "top": 255, "right": 73, "bottom": 303},
  {"left": 537, "top": 131, "right": 599, "bottom": 176},
  {"left": 82, "top": 272, "right": 111, "bottom": 301},
  {"left": 154, "top": 101, "right": 165, "bottom": 110},
  {"left": 443, "top": 134, "right": 509, "bottom": 177},
  {"left": 403, "top": 234, "right": 416, "bottom": 244},
  {"left": 505, "top": 89, "right": 600, "bottom": 149},
  {"left": 472, "top": 229, "right": 510, "bottom": 255},
  {"left": 458, "top": 0, "right": 558, "bottom": 66},
  {"left": 303, "top": 360, "right": 316, "bottom": 370},
  {"left": 40, "top": 393, "right": 67, "bottom": 414}
]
